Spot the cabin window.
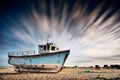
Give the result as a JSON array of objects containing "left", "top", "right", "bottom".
[
  {"left": 40, "top": 46, "right": 43, "bottom": 51},
  {"left": 47, "top": 45, "right": 50, "bottom": 50},
  {"left": 56, "top": 48, "right": 59, "bottom": 50},
  {"left": 43, "top": 46, "right": 46, "bottom": 50},
  {"left": 51, "top": 46, "right": 55, "bottom": 50}
]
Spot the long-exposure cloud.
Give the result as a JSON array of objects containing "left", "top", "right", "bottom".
[{"left": 0, "top": 0, "right": 120, "bottom": 66}]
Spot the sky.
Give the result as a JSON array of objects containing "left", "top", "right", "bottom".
[{"left": 0, "top": 0, "right": 120, "bottom": 67}]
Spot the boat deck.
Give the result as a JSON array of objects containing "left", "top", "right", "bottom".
[
  {"left": 8, "top": 50, "right": 35, "bottom": 56},
  {"left": 8, "top": 50, "right": 70, "bottom": 57}
]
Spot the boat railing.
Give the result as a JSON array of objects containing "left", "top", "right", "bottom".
[{"left": 8, "top": 50, "right": 35, "bottom": 56}]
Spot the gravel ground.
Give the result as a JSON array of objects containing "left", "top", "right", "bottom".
[{"left": 0, "top": 67, "right": 120, "bottom": 80}]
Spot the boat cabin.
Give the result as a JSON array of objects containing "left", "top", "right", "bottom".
[{"left": 39, "top": 43, "right": 59, "bottom": 54}]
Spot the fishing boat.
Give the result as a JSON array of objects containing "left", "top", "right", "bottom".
[{"left": 8, "top": 35, "right": 70, "bottom": 73}]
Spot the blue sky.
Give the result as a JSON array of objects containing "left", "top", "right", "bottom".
[{"left": 0, "top": 0, "right": 120, "bottom": 67}]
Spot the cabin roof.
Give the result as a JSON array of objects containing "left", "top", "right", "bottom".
[{"left": 38, "top": 43, "right": 54, "bottom": 46}]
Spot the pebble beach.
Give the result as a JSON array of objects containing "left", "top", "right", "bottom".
[{"left": 0, "top": 67, "right": 120, "bottom": 80}]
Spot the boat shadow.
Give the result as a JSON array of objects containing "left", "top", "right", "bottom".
[
  {"left": 95, "top": 77, "right": 120, "bottom": 80},
  {"left": 0, "top": 72, "right": 57, "bottom": 75},
  {"left": 0, "top": 72, "right": 19, "bottom": 75}
]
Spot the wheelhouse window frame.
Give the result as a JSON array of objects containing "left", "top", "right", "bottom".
[
  {"left": 39, "top": 46, "right": 43, "bottom": 51},
  {"left": 43, "top": 45, "right": 46, "bottom": 50},
  {"left": 51, "top": 46, "right": 56, "bottom": 51}
]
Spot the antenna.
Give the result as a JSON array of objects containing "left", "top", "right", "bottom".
[{"left": 47, "top": 34, "right": 49, "bottom": 43}]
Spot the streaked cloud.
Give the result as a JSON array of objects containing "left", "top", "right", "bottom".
[{"left": 0, "top": 0, "right": 120, "bottom": 66}]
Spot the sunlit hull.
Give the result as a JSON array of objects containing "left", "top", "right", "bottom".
[{"left": 8, "top": 50, "right": 70, "bottom": 73}]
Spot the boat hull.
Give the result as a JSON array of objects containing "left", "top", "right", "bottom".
[{"left": 8, "top": 50, "right": 70, "bottom": 73}]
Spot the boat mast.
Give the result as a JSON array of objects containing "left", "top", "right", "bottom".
[{"left": 47, "top": 34, "right": 49, "bottom": 43}]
